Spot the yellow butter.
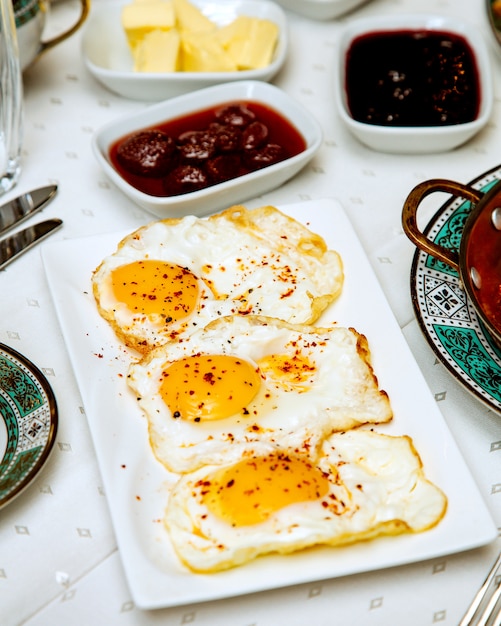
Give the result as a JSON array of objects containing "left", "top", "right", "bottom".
[
  {"left": 122, "top": 0, "right": 278, "bottom": 74},
  {"left": 173, "top": 0, "right": 216, "bottom": 33},
  {"left": 218, "top": 16, "right": 278, "bottom": 70},
  {"left": 122, "top": 0, "right": 175, "bottom": 50},
  {"left": 180, "top": 31, "right": 237, "bottom": 72},
  {"left": 133, "top": 28, "right": 180, "bottom": 72}
]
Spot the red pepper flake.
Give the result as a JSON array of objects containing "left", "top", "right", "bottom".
[{"left": 280, "top": 289, "right": 294, "bottom": 299}]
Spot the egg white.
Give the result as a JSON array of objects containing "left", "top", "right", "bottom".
[
  {"left": 92, "top": 205, "right": 344, "bottom": 353},
  {"left": 127, "top": 315, "right": 393, "bottom": 473},
  {"left": 164, "top": 429, "right": 448, "bottom": 573}
]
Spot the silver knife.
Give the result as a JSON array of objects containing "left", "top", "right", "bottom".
[
  {"left": 0, "top": 219, "right": 63, "bottom": 270},
  {"left": 0, "top": 185, "right": 58, "bottom": 237}
]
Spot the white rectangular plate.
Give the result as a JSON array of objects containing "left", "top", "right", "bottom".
[{"left": 42, "top": 199, "right": 497, "bottom": 609}]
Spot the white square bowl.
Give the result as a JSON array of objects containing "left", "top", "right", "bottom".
[
  {"left": 335, "top": 14, "right": 493, "bottom": 154},
  {"left": 274, "top": 0, "right": 371, "bottom": 20},
  {"left": 92, "top": 80, "right": 322, "bottom": 217},
  {"left": 82, "top": 0, "right": 288, "bottom": 101}
]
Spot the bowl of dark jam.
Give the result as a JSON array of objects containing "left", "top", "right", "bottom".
[
  {"left": 336, "top": 14, "right": 493, "bottom": 154},
  {"left": 92, "top": 80, "right": 322, "bottom": 217},
  {"left": 402, "top": 176, "right": 501, "bottom": 346}
]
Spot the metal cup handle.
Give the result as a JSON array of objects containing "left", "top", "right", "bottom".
[
  {"left": 39, "top": 0, "right": 90, "bottom": 57},
  {"left": 401, "top": 178, "right": 483, "bottom": 271}
]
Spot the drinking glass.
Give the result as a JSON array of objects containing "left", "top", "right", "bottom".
[{"left": 0, "top": 0, "right": 23, "bottom": 194}]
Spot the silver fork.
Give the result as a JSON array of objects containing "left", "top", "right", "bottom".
[{"left": 459, "top": 551, "right": 501, "bottom": 625}]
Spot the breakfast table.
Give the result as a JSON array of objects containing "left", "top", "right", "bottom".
[{"left": 2, "top": 0, "right": 501, "bottom": 624}]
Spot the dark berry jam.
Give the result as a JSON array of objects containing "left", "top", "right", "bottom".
[
  {"left": 344, "top": 29, "right": 481, "bottom": 127},
  {"left": 110, "top": 101, "right": 307, "bottom": 197}
]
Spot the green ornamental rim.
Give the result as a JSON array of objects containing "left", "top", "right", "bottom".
[
  {"left": 0, "top": 343, "right": 58, "bottom": 508},
  {"left": 13, "top": 0, "right": 42, "bottom": 28}
]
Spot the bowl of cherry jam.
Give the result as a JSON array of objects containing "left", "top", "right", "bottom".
[
  {"left": 336, "top": 14, "right": 493, "bottom": 154},
  {"left": 92, "top": 80, "right": 322, "bottom": 217}
]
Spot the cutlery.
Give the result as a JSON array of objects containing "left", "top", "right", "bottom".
[
  {"left": 0, "top": 184, "right": 58, "bottom": 237},
  {"left": 0, "top": 219, "right": 63, "bottom": 270}
]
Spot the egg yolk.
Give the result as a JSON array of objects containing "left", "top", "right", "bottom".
[
  {"left": 201, "top": 453, "right": 330, "bottom": 526},
  {"left": 160, "top": 354, "right": 261, "bottom": 421},
  {"left": 111, "top": 260, "right": 199, "bottom": 320},
  {"left": 257, "top": 352, "right": 316, "bottom": 391}
]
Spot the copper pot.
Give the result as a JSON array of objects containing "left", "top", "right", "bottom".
[{"left": 402, "top": 177, "right": 501, "bottom": 344}]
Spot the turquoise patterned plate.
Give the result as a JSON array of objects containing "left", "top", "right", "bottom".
[
  {"left": 411, "top": 163, "right": 501, "bottom": 413},
  {"left": 0, "top": 344, "right": 58, "bottom": 508}
]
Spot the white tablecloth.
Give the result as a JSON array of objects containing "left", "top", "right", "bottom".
[{"left": 1, "top": 0, "right": 501, "bottom": 624}]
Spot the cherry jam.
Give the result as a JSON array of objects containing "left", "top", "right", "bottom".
[
  {"left": 345, "top": 30, "right": 481, "bottom": 127},
  {"left": 110, "top": 101, "right": 307, "bottom": 198}
]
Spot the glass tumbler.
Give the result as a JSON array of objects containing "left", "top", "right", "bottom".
[{"left": 0, "top": 0, "right": 23, "bottom": 194}]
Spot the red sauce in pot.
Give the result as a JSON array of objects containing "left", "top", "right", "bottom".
[
  {"left": 109, "top": 101, "right": 307, "bottom": 198},
  {"left": 465, "top": 197, "right": 501, "bottom": 334}
]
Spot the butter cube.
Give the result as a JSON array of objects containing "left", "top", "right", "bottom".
[
  {"left": 218, "top": 16, "right": 278, "bottom": 70},
  {"left": 180, "top": 31, "right": 237, "bottom": 72},
  {"left": 173, "top": 0, "right": 215, "bottom": 33},
  {"left": 122, "top": 1, "right": 175, "bottom": 50},
  {"left": 133, "top": 28, "right": 180, "bottom": 72}
]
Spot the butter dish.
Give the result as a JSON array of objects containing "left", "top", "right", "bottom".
[{"left": 82, "top": 0, "right": 288, "bottom": 101}]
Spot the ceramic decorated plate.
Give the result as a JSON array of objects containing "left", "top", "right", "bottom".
[
  {"left": 0, "top": 344, "right": 58, "bottom": 508},
  {"left": 410, "top": 163, "right": 501, "bottom": 413}
]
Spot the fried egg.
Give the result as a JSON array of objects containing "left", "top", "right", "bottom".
[
  {"left": 92, "top": 205, "right": 344, "bottom": 354},
  {"left": 164, "top": 429, "right": 448, "bottom": 573},
  {"left": 127, "top": 315, "right": 392, "bottom": 473}
]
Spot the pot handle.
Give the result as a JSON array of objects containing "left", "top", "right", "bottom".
[
  {"left": 39, "top": 0, "right": 90, "bottom": 56},
  {"left": 402, "top": 178, "right": 484, "bottom": 272}
]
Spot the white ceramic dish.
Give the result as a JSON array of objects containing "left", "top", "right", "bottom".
[
  {"left": 82, "top": 0, "right": 288, "bottom": 101},
  {"left": 335, "top": 14, "right": 493, "bottom": 154},
  {"left": 42, "top": 198, "right": 497, "bottom": 610},
  {"left": 274, "top": 0, "right": 371, "bottom": 20},
  {"left": 92, "top": 80, "right": 322, "bottom": 217}
]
